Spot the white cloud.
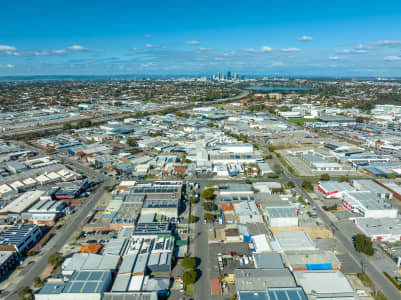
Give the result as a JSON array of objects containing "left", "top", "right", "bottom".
[
  {"left": 7, "top": 64, "right": 14, "bottom": 68},
  {"left": 328, "top": 56, "right": 343, "bottom": 60},
  {"left": 0, "top": 45, "right": 17, "bottom": 52},
  {"left": 144, "top": 34, "right": 152, "bottom": 38},
  {"left": 185, "top": 40, "right": 200, "bottom": 45},
  {"left": 53, "top": 49, "right": 67, "bottom": 54},
  {"left": 281, "top": 48, "right": 301, "bottom": 52},
  {"left": 384, "top": 56, "right": 401, "bottom": 61},
  {"left": 67, "top": 45, "right": 88, "bottom": 51},
  {"left": 244, "top": 48, "right": 257, "bottom": 52},
  {"left": 261, "top": 45, "right": 272, "bottom": 52},
  {"left": 375, "top": 40, "right": 401, "bottom": 47},
  {"left": 297, "top": 36, "right": 313, "bottom": 41},
  {"left": 337, "top": 49, "right": 367, "bottom": 54},
  {"left": 272, "top": 61, "right": 284, "bottom": 66}
]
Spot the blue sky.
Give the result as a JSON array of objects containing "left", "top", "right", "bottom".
[{"left": 1, "top": 0, "right": 401, "bottom": 76}]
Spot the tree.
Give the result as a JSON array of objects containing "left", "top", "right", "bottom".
[
  {"left": 63, "top": 122, "right": 72, "bottom": 130},
  {"left": 201, "top": 188, "right": 214, "bottom": 200},
  {"left": 204, "top": 213, "right": 215, "bottom": 222},
  {"left": 287, "top": 181, "right": 295, "bottom": 188},
  {"left": 245, "top": 178, "right": 251, "bottom": 184},
  {"left": 188, "top": 216, "right": 197, "bottom": 223},
  {"left": 182, "top": 270, "right": 197, "bottom": 286},
  {"left": 302, "top": 181, "right": 313, "bottom": 192},
  {"left": 126, "top": 137, "right": 137, "bottom": 146},
  {"left": 354, "top": 234, "right": 375, "bottom": 256},
  {"left": 33, "top": 276, "right": 44, "bottom": 288},
  {"left": 48, "top": 252, "right": 63, "bottom": 268},
  {"left": 18, "top": 287, "right": 34, "bottom": 300},
  {"left": 203, "top": 202, "right": 216, "bottom": 211},
  {"left": 338, "top": 175, "right": 349, "bottom": 182},
  {"left": 189, "top": 196, "right": 197, "bottom": 204},
  {"left": 181, "top": 257, "right": 197, "bottom": 270},
  {"left": 320, "top": 173, "right": 330, "bottom": 181}
]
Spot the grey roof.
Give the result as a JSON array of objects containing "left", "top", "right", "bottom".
[
  {"left": 103, "top": 239, "right": 128, "bottom": 256},
  {"left": 293, "top": 270, "right": 354, "bottom": 294},
  {"left": 253, "top": 253, "right": 284, "bottom": 269},
  {"left": 234, "top": 268, "right": 296, "bottom": 291},
  {"left": 111, "top": 273, "right": 131, "bottom": 292},
  {"left": 119, "top": 254, "right": 137, "bottom": 274},
  {"left": 239, "top": 287, "right": 308, "bottom": 300},
  {"left": 36, "top": 283, "right": 65, "bottom": 295},
  {"left": 63, "top": 270, "right": 112, "bottom": 294},
  {"left": 102, "top": 292, "right": 158, "bottom": 300},
  {"left": 266, "top": 207, "right": 298, "bottom": 218}
]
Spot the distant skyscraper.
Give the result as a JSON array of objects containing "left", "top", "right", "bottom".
[{"left": 227, "top": 71, "right": 232, "bottom": 80}]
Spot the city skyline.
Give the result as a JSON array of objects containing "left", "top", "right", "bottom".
[{"left": 1, "top": 0, "right": 401, "bottom": 76}]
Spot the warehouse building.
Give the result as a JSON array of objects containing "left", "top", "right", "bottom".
[
  {"left": 0, "top": 251, "right": 19, "bottom": 281},
  {"left": 352, "top": 179, "right": 392, "bottom": 200},
  {"left": 276, "top": 231, "right": 316, "bottom": 252},
  {"left": 317, "top": 181, "right": 355, "bottom": 198},
  {"left": 252, "top": 253, "right": 284, "bottom": 269},
  {"left": 284, "top": 250, "right": 341, "bottom": 271},
  {"left": 234, "top": 268, "right": 296, "bottom": 293},
  {"left": 238, "top": 287, "right": 307, "bottom": 300},
  {"left": 62, "top": 253, "right": 121, "bottom": 276},
  {"left": 265, "top": 206, "right": 298, "bottom": 227},
  {"left": 0, "top": 224, "right": 42, "bottom": 253},
  {"left": 342, "top": 191, "right": 398, "bottom": 218},
  {"left": 36, "top": 270, "right": 112, "bottom": 300},
  {"left": 293, "top": 270, "right": 356, "bottom": 298},
  {"left": 0, "top": 190, "right": 44, "bottom": 214},
  {"left": 219, "top": 184, "right": 254, "bottom": 196},
  {"left": 355, "top": 217, "right": 401, "bottom": 242}
]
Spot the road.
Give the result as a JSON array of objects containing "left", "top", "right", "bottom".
[
  {"left": 2, "top": 90, "right": 249, "bottom": 138},
  {"left": 193, "top": 183, "right": 211, "bottom": 300},
  {"left": 5, "top": 177, "right": 114, "bottom": 300}
]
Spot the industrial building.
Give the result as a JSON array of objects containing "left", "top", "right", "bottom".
[
  {"left": 0, "top": 251, "right": 19, "bottom": 281},
  {"left": 293, "top": 270, "right": 356, "bottom": 298},
  {"left": 342, "top": 191, "right": 398, "bottom": 218},
  {"left": 265, "top": 206, "right": 298, "bottom": 227},
  {"left": 317, "top": 181, "right": 355, "bottom": 198},
  {"left": 284, "top": 250, "right": 341, "bottom": 271},
  {"left": 36, "top": 270, "right": 113, "bottom": 300},
  {"left": 234, "top": 268, "right": 297, "bottom": 292},
  {"left": 0, "top": 224, "right": 42, "bottom": 253},
  {"left": 276, "top": 231, "right": 316, "bottom": 252},
  {"left": 238, "top": 287, "right": 308, "bottom": 300},
  {"left": 355, "top": 217, "right": 401, "bottom": 242}
]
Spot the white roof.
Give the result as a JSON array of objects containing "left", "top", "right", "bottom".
[
  {"left": 23, "top": 177, "right": 37, "bottom": 185},
  {"left": 251, "top": 234, "right": 271, "bottom": 253},
  {"left": 128, "top": 275, "right": 144, "bottom": 291},
  {"left": 294, "top": 270, "right": 354, "bottom": 294},
  {"left": 119, "top": 181, "right": 137, "bottom": 187},
  {"left": 35, "top": 174, "right": 51, "bottom": 183},
  {"left": 0, "top": 184, "right": 13, "bottom": 194},
  {"left": 1, "top": 190, "right": 44, "bottom": 213}
]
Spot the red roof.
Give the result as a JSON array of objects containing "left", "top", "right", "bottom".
[{"left": 210, "top": 278, "right": 222, "bottom": 295}]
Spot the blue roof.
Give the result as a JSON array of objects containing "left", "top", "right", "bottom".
[{"left": 37, "top": 283, "right": 65, "bottom": 295}]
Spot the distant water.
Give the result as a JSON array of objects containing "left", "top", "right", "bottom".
[{"left": 247, "top": 86, "right": 313, "bottom": 91}]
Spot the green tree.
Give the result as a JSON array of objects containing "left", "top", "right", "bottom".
[
  {"left": 126, "top": 137, "right": 137, "bottom": 146},
  {"left": 189, "top": 196, "right": 197, "bottom": 204},
  {"left": 354, "top": 234, "right": 375, "bottom": 256},
  {"left": 320, "top": 173, "right": 330, "bottom": 181},
  {"left": 33, "top": 276, "right": 44, "bottom": 288},
  {"left": 203, "top": 202, "right": 216, "bottom": 211},
  {"left": 204, "top": 213, "right": 215, "bottom": 222},
  {"left": 302, "top": 181, "right": 314, "bottom": 192},
  {"left": 181, "top": 257, "right": 197, "bottom": 270},
  {"left": 338, "top": 175, "right": 349, "bottom": 182},
  {"left": 48, "top": 252, "right": 63, "bottom": 268},
  {"left": 18, "top": 287, "right": 34, "bottom": 300},
  {"left": 287, "top": 181, "right": 295, "bottom": 188},
  {"left": 63, "top": 122, "right": 72, "bottom": 130},
  {"left": 182, "top": 270, "right": 197, "bottom": 286},
  {"left": 201, "top": 188, "right": 215, "bottom": 200},
  {"left": 188, "top": 216, "right": 197, "bottom": 223}
]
